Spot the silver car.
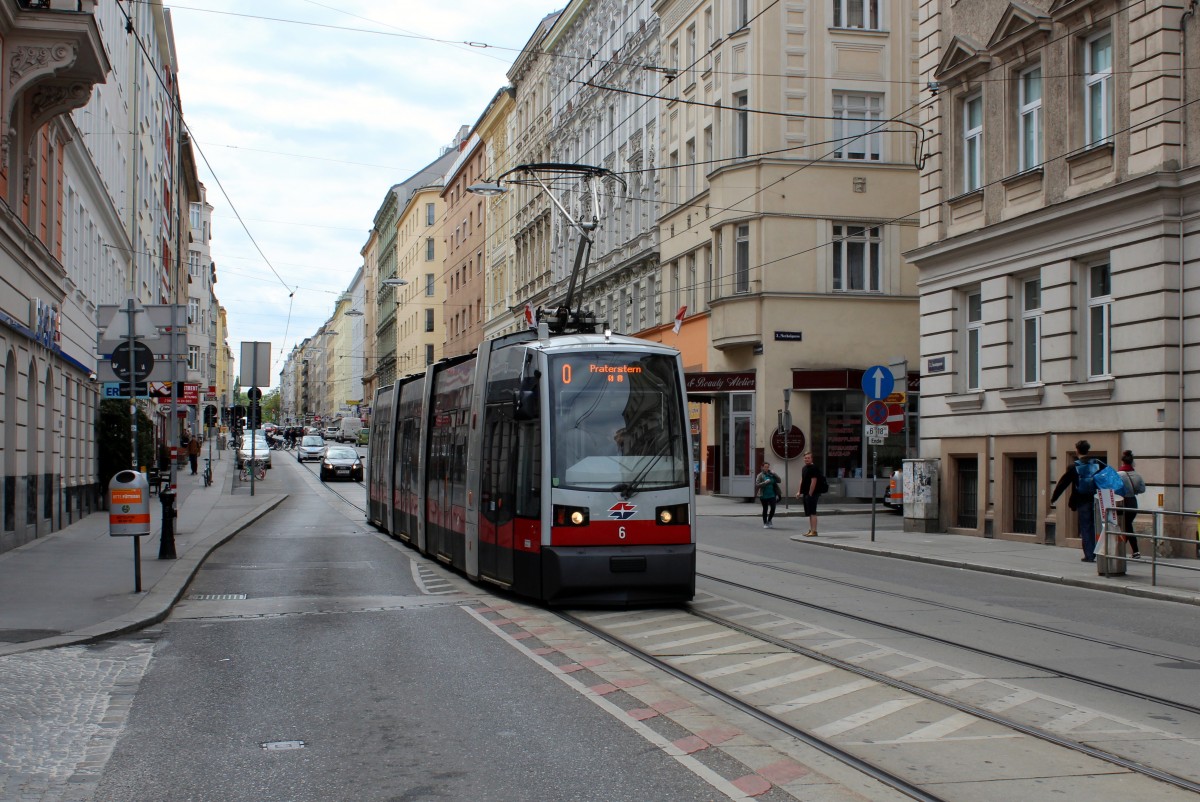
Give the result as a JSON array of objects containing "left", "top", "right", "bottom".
[
  {"left": 296, "top": 434, "right": 325, "bottom": 462},
  {"left": 236, "top": 433, "right": 273, "bottom": 470}
]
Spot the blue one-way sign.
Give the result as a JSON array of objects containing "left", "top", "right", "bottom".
[{"left": 862, "top": 365, "right": 895, "bottom": 401}]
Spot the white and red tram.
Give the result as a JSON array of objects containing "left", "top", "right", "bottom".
[{"left": 367, "top": 327, "right": 695, "bottom": 605}]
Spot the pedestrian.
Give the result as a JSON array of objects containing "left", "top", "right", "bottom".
[
  {"left": 1050, "top": 439, "right": 1104, "bottom": 562},
  {"left": 187, "top": 434, "right": 201, "bottom": 476},
  {"left": 1118, "top": 449, "right": 1142, "bottom": 559},
  {"left": 797, "top": 451, "right": 826, "bottom": 537},
  {"left": 755, "top": 462, "right": 781, "bottom": 528}
]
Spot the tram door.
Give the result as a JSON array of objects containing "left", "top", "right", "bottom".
[
  {"left": 479, "top": 410, "right": 516, "bottom": 585},
  {"left": 719, "top": 393, "right": 755, "bottom": 497}
]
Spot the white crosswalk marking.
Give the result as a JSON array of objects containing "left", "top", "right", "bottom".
[
  {"left": 812, "top": 699, "right": 924, "bottom": 738},
  {"left": 698, "top": 653, "right": 794, "bottom": 680},
  {"left": 672, "top": 641, "right": 764, "bottom": 664},
  {"left": 630, "top": 621, "right": 713, "bottom": 639},
  {"left": 895, "top": 712, "right": 980, "bottom": 742},
  {"left": 653, "top": 631, "right": 746, "bottom": 650},
  {"left": 766, "top": 678, "right": 877, "bottom": 714},
  {"left": 732, "top": 665, "right": 835, "bottom": 695},
  {"left": 603, "top": 613, "right": 685, "bottom": 629}
]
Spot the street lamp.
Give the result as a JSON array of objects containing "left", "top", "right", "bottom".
[{"left": 382, "top": 278, "right": 409, "bottom": 288}]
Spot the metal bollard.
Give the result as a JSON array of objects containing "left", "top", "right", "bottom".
[{"left": 158, "top": 486, "right": 177, "bottom": 559}]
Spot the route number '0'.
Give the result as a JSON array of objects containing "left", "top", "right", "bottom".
[
  {"left": 619, "top": 526, "right": 627, "bottom": 539},
  {"left": 562, "top": 364, "right": 572, "bottom": 384}
]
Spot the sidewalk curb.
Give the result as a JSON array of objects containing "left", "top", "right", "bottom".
[
  {"left": 791, "top": 536, "right": 1200, "bottom": 608},
  {"left": 0, "top": 494, "right": 289, "bottom": 658}
]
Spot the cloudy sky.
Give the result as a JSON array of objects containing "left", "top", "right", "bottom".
[{"left": 168, "top": 1, "right": 559, "bottom": 387}]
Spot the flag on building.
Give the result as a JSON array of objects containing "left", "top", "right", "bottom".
[
  {"left": 673, "top": 305, "right": 687, "bottom": 334},
  {"left": 525, "top": 303, "right": 536, "bottom": 329}
]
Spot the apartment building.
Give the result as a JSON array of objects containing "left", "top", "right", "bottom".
[
  {"left": 442, "top": 135, "right": 489, "bottom": 358},
  {"left": 654, "top": 0, "right": 922, "bottom": 497},
  {"left": 910, "top": 0, "right": 1200, "bottom": 544}
]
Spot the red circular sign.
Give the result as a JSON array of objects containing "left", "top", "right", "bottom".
[
  {"left": 887, "top": 403, "right": 905, "bottom": 434},
  {"left": 771, "top": 426, "right": 806, "bottom": 460},
  {"left": 865, "top": 400, "right": 888, "bottom": 425}
]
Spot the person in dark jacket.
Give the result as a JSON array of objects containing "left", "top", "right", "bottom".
[
  {"left": 1118, "top": 450, "right": 1141, "bottom": 559},
  {"left": 1050, "top": 439, "right": 1104, "bottom": 562}
]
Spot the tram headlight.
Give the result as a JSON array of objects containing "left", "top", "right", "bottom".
[
  {"left": 553, "top": 504, "right": 590, "bottom": 527},
  {"left": 656, "top": 504, "right": 688, "bottom": 525}
]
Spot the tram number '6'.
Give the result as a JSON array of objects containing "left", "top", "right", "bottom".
[{"left": 619, "top": 526, "right": 627, "bottom": 539}]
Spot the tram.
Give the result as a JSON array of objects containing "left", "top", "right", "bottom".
[{"left": 367, "top": 325, "right": 695, "bottom": 606}]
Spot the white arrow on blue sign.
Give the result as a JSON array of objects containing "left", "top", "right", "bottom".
[{"left": 862, "top": 365, "right": 895, "bottom": 401}]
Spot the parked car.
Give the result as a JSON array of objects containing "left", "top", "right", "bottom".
[
  {"left": 323, "top": 426, "right": 339, "bottom": 440},
  {"left": 356, "top": 427, "right": 369, "bottom": 446},
  {"left": 296, "top": 434, "right": 326, "bottom": 462},
  {"left": 320, "top": 445, "right": 364, "bottom": 482},
  {"left": 880, "top": 469, "right": 903, "bottom": 511},
  {"left": 236, "top": 432, "right": 273, "bottom": 470}
]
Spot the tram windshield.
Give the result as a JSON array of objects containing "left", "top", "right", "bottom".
[{"left": 548, "top": 351, "right": 689, "bottom": 492}]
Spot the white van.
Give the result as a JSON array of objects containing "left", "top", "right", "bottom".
[{"left": 336, "top": 416, "right": 363, "bottom": 443}]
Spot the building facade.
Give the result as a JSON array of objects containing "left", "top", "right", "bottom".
[
  {"left": 654, "top": 0, "right": 922, "bottom": 497},
  {"left": 441, "top": 134, "right": 488, "bottom": 358},
  {"left": 910, "top": 0, "right": 1200, "bottom": 545}
]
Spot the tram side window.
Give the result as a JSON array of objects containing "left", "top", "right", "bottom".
[
  {"left": 481, "top": 412, "right": 516, "bottom": 524},
  {"left": 514, "top": 420, "right": 541, "bottom": 519}
]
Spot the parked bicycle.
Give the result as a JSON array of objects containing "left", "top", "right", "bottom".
[
  {"left": 240, "top": 458, "right": 266, "bottom": 481},
  {"left": 202, "top": 457, "right": 213, "bottom": 488}
]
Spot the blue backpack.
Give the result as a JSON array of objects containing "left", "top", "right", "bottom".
[{"left": 1075, "top": 459, "right": 1099, "bottom": 494}]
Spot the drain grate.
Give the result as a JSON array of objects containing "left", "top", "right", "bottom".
[
  {"left": 188, "top": 593, "right": 248, "bottom": 601},
  {"left": 261, "top": 740, "right": 305, "bottom": 751}
]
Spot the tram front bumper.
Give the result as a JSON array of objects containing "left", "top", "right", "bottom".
[{"left": 540, "top": 543, "right": 696, "bottom": 607}]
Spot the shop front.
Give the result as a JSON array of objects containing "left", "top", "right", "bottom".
[
  {"left": 686, "top": 371, "right": 756, "bottom": 498},
  {"left": 793, "top": 369, "right": 920, "bottom": 499}
]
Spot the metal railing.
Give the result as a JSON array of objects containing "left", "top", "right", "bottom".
[{"left": 1098, "top": 503, "right": 1200, "bottom": 586}]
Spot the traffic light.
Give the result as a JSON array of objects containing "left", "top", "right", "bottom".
[
  {"left": 248, "top": 402, "right": 261, "bottom": 430},
  {"left": 204, "top": 404, "right": 217, "bottom": 427}
]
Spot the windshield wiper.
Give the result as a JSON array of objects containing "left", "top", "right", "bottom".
[{"left": 612, "top": 442, "right": 674, "bottom": 500}]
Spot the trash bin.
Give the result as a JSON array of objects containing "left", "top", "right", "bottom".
[{"left": 109, "top": 470, "right": 151, "bottom": 537}]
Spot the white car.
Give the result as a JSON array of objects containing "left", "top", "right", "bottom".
[{"left": 296, "top": 434, "right": 326, "bottom": 462}]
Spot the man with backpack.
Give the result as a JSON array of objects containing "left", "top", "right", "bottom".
[
  {"left": 798, "top": 451, "right": 828, "bottom": 538},
  {"left": 1050, "top": 439, "right": 1104, "bottom": 562}
]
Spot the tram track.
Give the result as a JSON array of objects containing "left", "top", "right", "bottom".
[
  {"left": 557, "top": 600, "right": 1200, "bottom": 800},
  {"left": 293, "top": 450, "right": 368, "bottom": 514},
  {"left": 697, "top": 552, "right": 1200, "bottom": 717}
]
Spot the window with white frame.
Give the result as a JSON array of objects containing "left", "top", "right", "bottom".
[
  {"left": 734, "top": 224, "right": 750, "bottom": 293},
  {"left": 426, "top": 273, "right": 435, "bottom": 295},
  {"left": 963, "top": 93, "right": 984, "bottom": 192},
  {"left": 1018, "top": 65, "right": 1042, "bottom": 171},
  {"left": 734, "top": 0, "right": 749, "bottom": 29},
  {"left": 833, "top": 0, "right": 880, "bottom": 30},
  {"left": 1084, "top": 31, "right": 1112, "bottom": 146},
  {"left": 832, "top": 224, "right": 881, "bottom": 291},
  {"left": 426, "top": 237, "right": 435, "bottom": 260},
  {"left": 671, "top": 262, "right": 681, "bottom": 316},
  {"left": 188, "top": 297, "right": 199, "bottom": 324},
  {"left": 188, "top": 345, "right": 201, "bottom": 371},
  {"left": 687, "top": 252, "right": 698, "bottom": 315},
  {"left": 733, "top": 92, "right": 749, "bottom": 158},
  {"left": 426, "top": 202, "right": 436, "bottom": 225},
  {"left": 966, "top": 290, "right": 983, "bottom": 391},
  {"left": 1020, "top": 276, "right": 1042, "bottom": 384},
  {"left": 1087, "top": 262, "right": 1111, "bottom": 377},
  {"left": 833, "top": 92, "right": 882, "bottom": 161}
]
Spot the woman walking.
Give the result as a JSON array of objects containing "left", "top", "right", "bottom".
[
  {"left": 1118, "top": 450, "right": 1142, "bottom": 558},
  {"left": 756, "top": 463, "right": 781, "bottom": 529}
]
